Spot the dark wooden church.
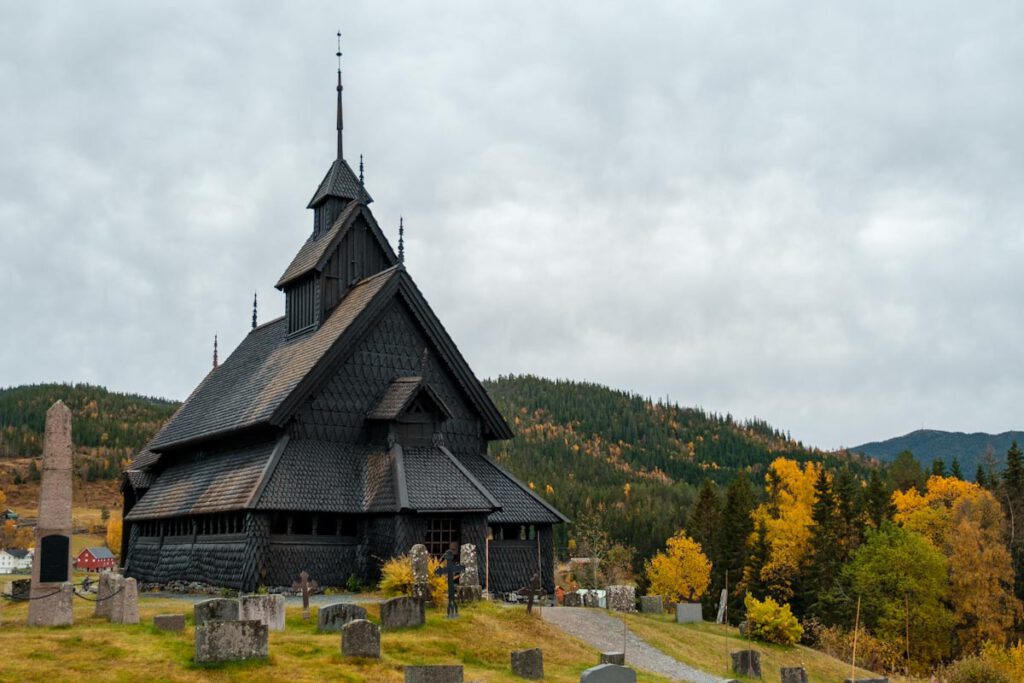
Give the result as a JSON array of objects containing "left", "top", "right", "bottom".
[{"left": 121, "top": 58, "right": 565, "bottom": 594}]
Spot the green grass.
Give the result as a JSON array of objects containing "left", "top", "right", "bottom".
[
  {"left": 0, "top": 595, "right": 671, "bottom": 682},
  {"left": 620, "top": 611, "right": 916, "bottom": 682}
]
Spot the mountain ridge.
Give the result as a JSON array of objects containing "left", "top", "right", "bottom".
[{"left": 851, "top": 428, "right": 1024, "bottom": 479}]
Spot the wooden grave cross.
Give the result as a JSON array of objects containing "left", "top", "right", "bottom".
[
  {"left": 292, "top": 570, "right": 318, "bottom": 621},
  {"left": 434, "top": 545, "right": 465, "bottom": 618},
  {"left": 517, "top": 572, "right": 545, "bottom": 614}
]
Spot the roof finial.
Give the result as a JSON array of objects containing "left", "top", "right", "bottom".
[
  {"left": 336, "top": 31, "right": 343, "bottom": 161},
  {"left": 398, "top": 216, "right": 405, "bottom": 264},
  {"left": 213, "top": 334, "right": 219, "bottom": 369},
  {"left": 359, "top": 154, "right": 364, "bottom": 185},
  {"left": 252, "top": 291, "right": 258, "bottom": 330}
]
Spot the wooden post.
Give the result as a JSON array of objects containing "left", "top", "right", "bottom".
[
  {"left": 484, "top": 537, "right": 490, "bottom": 595},
  {"left": 851, "top": 595, "right": 861, "bottom": 682},
  {"left": 905, "top": 593, "right": 910, "bottom": 676}
]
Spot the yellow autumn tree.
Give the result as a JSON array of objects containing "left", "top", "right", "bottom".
[
  {"left": 106, "top": 514, "right": 122, "bottom": 556},
  {"left": 645, "top": 531, "right": 711, "bottom": 603},
  {"left": 748, "top": 457, "right": 820, "bottom": 601},
  {"left": 893, "top": 476, "right": 1022, "bottom": 654}
]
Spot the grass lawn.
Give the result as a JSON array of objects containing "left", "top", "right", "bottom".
[
  {"left": 0, "top": 595, "right": 671, "bottom": 682},
  {"left": 620, "top": 612, "right": 914, "bottom": 683}
]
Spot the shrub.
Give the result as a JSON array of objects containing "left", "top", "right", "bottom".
[
  {"left": 346, "top": 574, "right": 361, "bottom": 593},
  {"left": 805, "top": 619, "right": 903, "bottom": 674},
  {"left": 379, "top": 554, "right": 445, "bottom": 604},
  {"left": 744, "top": 594, "right": 802, "bottom": 645},
  {"left": 939, "top": 655, "right": 1012, "bottom": 683}
]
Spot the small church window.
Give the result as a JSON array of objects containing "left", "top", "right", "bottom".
[
  {"left": 425, "top": 517, "right": 460, "bottom": 556},
  {"left": 286, "top": 277, "right": 318, "bottom": 334}
]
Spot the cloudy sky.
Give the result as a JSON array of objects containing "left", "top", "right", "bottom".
[{"left": 1, "top": 1, "right": 1022, "bottom": 449}]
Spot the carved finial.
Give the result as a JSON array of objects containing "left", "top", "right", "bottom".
[
  {"left": 336, "top": 31, "right": 343, "bottom": 161},
  {"left": 359, "top": 154, "right": 364, "bottom": 185},
  {"left": 213, "top": 334, "right": 218, "bottom": 369},
  {"left": 398, "top": 216, "right": 405, "bottom": 264},
  {"left": 252, "top": 291, "right": 258, "bottom": 330}
]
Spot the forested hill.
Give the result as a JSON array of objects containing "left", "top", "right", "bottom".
[
  {"left": 0, "top": 383, "right": 179, "bottom": 469},
  {"left": 852, "top": 428, "right": 1024, "bottom": 481},
  {"left": 482, "top": 375, "right": 860, "bottom": 559}
]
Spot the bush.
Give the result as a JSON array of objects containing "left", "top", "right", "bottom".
[
  {"left": 744, "top": 594, "right": 802, "bottom": 645},
  {"left": 805, "top": 619, "right": 903, "bottom": 674},
  {"left": 346, "top": 574, "right": 361, "bottom": 592},
  {"left": 379, "top": 554, "right": 445, "bottom": 604},
  {"left": 939, "top": 655, "right": 1012, "bottom": 683}
]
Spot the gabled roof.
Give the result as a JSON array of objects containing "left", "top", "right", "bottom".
[
  {"left": 307, "top": 158, "right": 372, "bottom": 208},
  {"left": 367, "top": 377, "right": 454, "bottom": 421},
  {"left": 3, "top": 549, "right": 30, "bottom": 559},
  {"left": 83, "top": 547, "right": 115, "bottom": 560},
  {"left": 125, "top": 440, "right": 281, "bottom": 520},
  {"left": 148, "top": 268, "right": 398, "bottom": 451},
  {"left": 276, "top": 201, "right": 362, "bottom": 287},
  {"left": 455, "top": 451, "right": 568, "bottom": 524}
]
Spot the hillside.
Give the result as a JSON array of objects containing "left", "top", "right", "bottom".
[
  {"left": 851, "top": 428, "right": 1024, "bottom": 481},
  {"left": 482, "top": 375, "right": 863, "bottom": 560}
]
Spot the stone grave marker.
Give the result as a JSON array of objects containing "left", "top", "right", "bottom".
[
  {"left": 457, "top": 543, "right": 482, "bottom": 603},
  {"left": 639, "top": 595, "right": 663, "bottom": 614},
  {"left": 715, "top": 588, "right": 728, "bottom": 624},
  {"left": 580, "top": 663, "right": 637, "bottom": 682},
  {"left": 404, "top": 664, "right": 464, "bottom": 682},
  {"left": 341, "top": 618, "right": 380, "bottom": 658},
  {"left": 11, "top": 578, "right": 30, "bottom": 601},
  {"left": 95, "top": 572, "right": 123, "bottom": 618},
  {"left": 291, "top": 570, "right": 318, "bottom": 621},
  {"left": 154, "top": 614, "right": 186, "bottom": 632},
  {"left": 675, "top": 602, "right": 703, "bottom": 623},
  {"left": 411, "top": 544, "right": 431, "bottom": 602},
  {"left": 563, "top": 591, "right": 582, "bottom": 607},
  {"left": 381, "top": 596, "right": 425, "bottom": 628},
  {"left": 28, "top": 401, "right": 75, "bottom": 627},
  {"left": 194, "top": 620, "right": 269, "bottom": 664},
  {"left": 511, "top": 648, "right": 543, "bottom": 679},
  {"left": 110, "top": 577, "right": 140, "bottom": 624},
  {"left": 600, "top": 652, "right": 626, "bottom": 665},
  {"left": 781, "top": 667, "right": 808, "bottom": 683},
  {"left": 318, "top": 602, "right": 368, "bottom": 632},
  {"left": 240, "top": 594, "right": 286, "bottom": 631},
  {"left": 194, "top": 597, "right": 240, "bottom": 626},
  {"left": 606, "top": 585, "right": 635, "bottom": 612},
  {"left": 731, "top": 650, "right": 762, "bottom": 678}
]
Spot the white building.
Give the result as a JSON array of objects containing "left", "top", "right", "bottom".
[{"left": 0, "top": 548, "right": 33, "bottom": 574}]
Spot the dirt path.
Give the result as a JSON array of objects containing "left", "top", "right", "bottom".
[{"left": 541, "top": 606, "right": 726, "bottom": 683}]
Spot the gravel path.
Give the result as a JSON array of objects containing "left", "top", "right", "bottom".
[{"left": 541, "top": 607, "right": 726, "bottom": 683}]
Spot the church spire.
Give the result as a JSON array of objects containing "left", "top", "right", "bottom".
[
  {"left": 252, "top": 291, "right": 258, "bottom": 330},
  {"left": 336, "top": 31, "right": 343, "bottom": 161},
  {"left": 398, "top": 216, "right": 405, "bottom": 264},
  {"left": 213, "top": 334, "right": 218, "bottom": 369}
]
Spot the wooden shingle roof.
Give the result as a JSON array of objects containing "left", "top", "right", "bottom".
[
  {"left": 307, "top": 158, "right": 372, "bottom": 207},
  {"left": 367, "top": 377, "right": 454, "bottom": 421}
]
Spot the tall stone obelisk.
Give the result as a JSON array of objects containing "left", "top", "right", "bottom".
[{"left": 28, "top": 400, "right": 75, "bottom": 626}]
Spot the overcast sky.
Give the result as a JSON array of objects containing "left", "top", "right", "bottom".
[{"left": 2, "top": 1, "right": 1022, "bottom": 450}]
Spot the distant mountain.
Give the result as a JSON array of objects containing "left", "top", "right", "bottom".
[{"left": 851, "top": 429, "right": 1024, "bottom": 480}]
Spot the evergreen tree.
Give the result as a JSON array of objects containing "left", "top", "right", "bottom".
[
  {"left": 1004, "top": 441, "right": 1024, "bottom": 600},
  {"left": 931, "top": 458, "right": 946, "bottom": 478},
  {"left": 889, "top": 450, "right": 923, "bottom": 492},
  {"left": 687, "top": 479, "right": 721, "bottom": 556},
  {"left": 863, "top": 469, "right": 893, "bottom": 529},
  {"left": 805, "top": 468, "right": 840, "bottom": 620},
  {"left": 950, "top": 457, "right": 962, "bottom": 480},
  {"left": 743, "top": 519, "right": 771, "bottom": 602},
  {"left": 976, "top": 464, "right": 989, "bottom": 489},
  {"left": 717, "top": 472, "right": 754, "bottom": 622}
]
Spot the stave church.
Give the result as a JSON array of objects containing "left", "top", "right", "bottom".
[{"left": 120, "top": 50, "right": 565, "bottom": 594}]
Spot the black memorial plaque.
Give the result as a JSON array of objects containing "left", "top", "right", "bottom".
[{"left": 39, "top": 534, "right": 70, "bottom": 583}]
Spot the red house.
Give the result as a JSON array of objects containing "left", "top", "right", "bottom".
[{"left": 74, "top": 546, "right": 116, "bottom": 571}]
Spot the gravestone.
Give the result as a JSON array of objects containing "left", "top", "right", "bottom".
[
  {"left": 292, "top": 570, "right": 318, "bottom": 621},
  {"left": 95, "top": 572, "right": 123, "bottom": 618},
  {"left": 675, "top": 602, "right": 703, "bottom": 623},
  {"left": 411, "top": 544, "right": 431, "bottom": 602},
  {"left": 731, "top": 650, "right": 762, "bottom": 678},
  {"left": 28, "top": 401, "right": 75, "bottom": 627},
  {"left": 605, "top": 585, "right": 635, "bottom": 612},
  {"left": 511, "top": 648, "right": 543, "bottom": 679},
  {"left": 715, "top": 588, "right": 728, "bottom": 624},
  {"left": 738, "top": 620, "right": 748, "bottom": 637},
  {"left": 381, "top": 596, "right": 425, "bottom": 628},
  {"left": 457, "top": 543, "right": 482, "bottom": 602},
  {"left": 341, "top": 618, "right": 380, "bottom": 658},
  {"left": 194, "top": 597, "right": 240, "bottom": 625},
  {"left": 781, "top": 667, "right": 809, "bottom": 683},
  {"left": 12, "top": 578, "right": 30, "bottom": 601},
  {"left": 318, "top": 603, "right": 368, "bottom": 632},
  {"left": 563, "top": 591, "right": 582, "bottom": 607},
  {"left": 404, "top": 665, "right": 464, "bottom": 683},
  {"left": 580, "top": 663, "right": 637, "bottom": 682},
  {"left": 110, "top": 577, "right": 139, "bottom": 624},
  {"left": 582, "top": 590, "right": 601, "bottom": 608},
  {"left": 194, "top": 620, "right": 269, "bottom": 664},
  {"left": 240, "top": 594, "right": 286, "bottom": 631},
  {"left": 154, "top": 614, "right": 186, "bottom": 632},
  {"left": 639, "top": 595, "right": 663, "bottom": 614},
  {"left": 600, "top": 652, "right": 625, "bottom": 665}
]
